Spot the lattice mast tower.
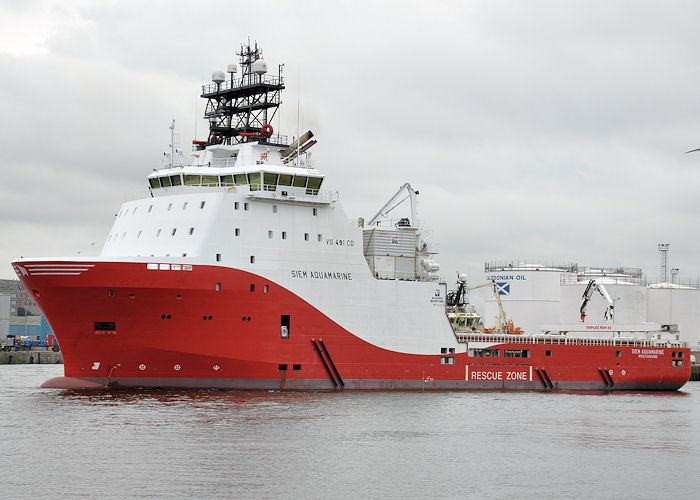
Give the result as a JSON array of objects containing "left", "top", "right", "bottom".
[{"left": 201, "top": 41, "right": 286, "bottom": 147}]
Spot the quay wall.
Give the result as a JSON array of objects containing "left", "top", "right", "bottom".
[{"left": 0, "top": 351, "right": 63, "bottom": 364}]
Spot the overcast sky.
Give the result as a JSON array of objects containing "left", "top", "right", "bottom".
[{"left": 1, "top": 0, "right": 700, "bottom": 285}]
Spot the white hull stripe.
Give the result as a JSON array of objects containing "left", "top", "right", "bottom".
[
  {"left": 30, "top": 272, "right": 83, "bottom": 276},
  {"left": 25, "top": 264, "right": 95, "bottom": 268},
  {"left": 26, "top": 268, "right": 93, "bottom": 272},
  {"left": 15, "top": 263, "right": 96, "bottom": 277}
]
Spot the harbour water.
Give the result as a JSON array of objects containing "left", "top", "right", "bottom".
[{"left": 1, "top": 365, "right": 698, "bottom": 499}]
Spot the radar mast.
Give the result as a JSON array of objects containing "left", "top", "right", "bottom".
[{"left": 201, "top": 41, "right": 286, "bottom": 147}]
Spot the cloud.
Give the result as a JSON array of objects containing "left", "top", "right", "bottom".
[{"left": 2, "top": 0, "right": 700, "bottom": 284}]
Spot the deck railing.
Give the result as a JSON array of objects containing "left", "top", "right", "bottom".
[{"left": 455, "top": 334, "right": 687, "bottom": 348}]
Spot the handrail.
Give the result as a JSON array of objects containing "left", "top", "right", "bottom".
[
  {"left": 455, "top": 333, "right": 687, "bottom": 348},
  {"left": 202, "top": 75, "right": 283, "bottom": 95}
]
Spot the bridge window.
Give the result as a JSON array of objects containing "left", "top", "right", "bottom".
[
  {"left": 278, "top": 174, "right": 293, "bottom": 186},
  {"left": 268, "top": 231, "right": 273, "bottom": 239},
  {"left": 292, "top": 175, "right": 307, "bottom": 188},
  {"left": 248, "top": 172, "right": 261, "bottom": 191},
  {"left": 189, "top": 227, "right": 194, "bottom": 235},
  {"left": 202, "top": 175, "right": 218, "bottom": 186},
  {"left": 170, "top": 174, "right": 182, "bottom": 186},
  {"left": 220, "top": 175, "right": 234, "bottom": 186},
  {"left": 234, "top": 202, "right": 239, "bottom": 210},
  {"left": 156, "top": 229, "right": 162, "bottom": 237},
  {"left": 184, "top": 174, "right": 201, "bottom": 186},
  {"left": 304, "top": 233, "right": 309, "bottom": 241},
  {"left": 264, "top": 172, "right": 278, "bottom": 191},
  {"left": 171, "top": 228, "right": 177, "bottom": 236},
  {"left": 167, "top": 203, "right": 172, "bottom": 211},
  {"left": 183, "top": 202, "right": 188, "bottom": 210},
  {"left": 234, "top": 174, "right": 248, "bottom": 185},
  {"left": 160, "top": 176, "right": 172, "bottom": 187},
  {"left": 149, "top": 178, "right": 160, "bottom": 189},
  {"left": 306, "top": 177, "right": 323, "bottom": 194}
]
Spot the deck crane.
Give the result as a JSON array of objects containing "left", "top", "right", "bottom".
[
  {"left": 446, "top": 273, "right": 468, "bottom": 308},
  {"left": 367, "top": 183, "right": 418, "bottom": 227},
  {"left": 579, "top": 279, "right": 615, "bottom": 322},
  {"left": 467, "top": 280, "right": 509, "bottom": 335}
]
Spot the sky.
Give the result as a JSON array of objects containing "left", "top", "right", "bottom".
[{"left": 1, "top": 0, "right": 700, "bottom": 286}]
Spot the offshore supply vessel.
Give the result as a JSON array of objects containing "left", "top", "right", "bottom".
[{"left": 12, "top": 43, "right": 691, "bottom": 391}]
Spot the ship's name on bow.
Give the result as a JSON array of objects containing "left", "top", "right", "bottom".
[{"left": 291, "top": 270, "right": 353, "bottom": 280}]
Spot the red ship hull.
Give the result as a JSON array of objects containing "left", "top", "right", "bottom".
[{"left": 14, "top": 260, "right": 691, "bottom": 391}]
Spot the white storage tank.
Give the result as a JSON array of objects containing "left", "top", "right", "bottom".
[
  {"left": 483, "top": 261, "right": 578, "bottom": 335},
  {"left": 559, "top": 268, "right": 648, "bottom": 325},
  {"left": 647, "top": 285, "right": 700, "bottom": 350}
]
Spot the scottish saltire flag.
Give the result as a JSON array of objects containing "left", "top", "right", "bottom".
[{"left": 495, "top": 282, "right": 510, "bottom": 295}]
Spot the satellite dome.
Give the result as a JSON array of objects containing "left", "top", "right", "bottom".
[
  {"left": 227, "top": 63, "right": 237, "bottom": 74},
  {"left": 212, "top": 70, "right": 226, "bottom": 84},
  {"left": 252, "top": 58, "right": 267, "bottom": 75}
]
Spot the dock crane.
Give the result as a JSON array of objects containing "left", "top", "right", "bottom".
[{"left": 579, "top": 279, "right": 615, "bottom": 322}]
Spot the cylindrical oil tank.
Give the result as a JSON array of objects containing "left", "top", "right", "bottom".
[
  {"left": 647, "top": 286, "right": 700, "bottom": 350},
  {"left": 559, "top": 280, "right": 647, "bottom": 324},
  {"left": 482, "top": 261, "right": 578, "bottom": 335}
]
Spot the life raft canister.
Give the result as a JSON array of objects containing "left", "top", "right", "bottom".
[{"left": 261, "top": 123, "right": 273, "bottom": 137}]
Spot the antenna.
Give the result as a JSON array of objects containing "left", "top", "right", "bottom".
[
  {"left": 296, "top": 64, "right": 301, "bottom": 166},
  {"left": 658, "top": 243, "right": 670, "bottom": 283},
  {"left": 169, "top": 118, "right": 175, "bottom": 168}
]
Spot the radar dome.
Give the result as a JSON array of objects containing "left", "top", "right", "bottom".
[
  {"left": 227, "top": 63, "right": 237, "bottom": 74},
  {"left": 212, "top": 70, "right": 226, "bottom": 84},
  {"left": 252, "top": 58, "right": 267, "bottom": 75}
]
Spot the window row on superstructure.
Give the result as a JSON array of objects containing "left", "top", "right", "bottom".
[
  {"left": 148, "top": 171, "right": 324, "bottom": 194},
  {"left": 117, "top": 200, "right": 207, "bottom": 217},
  {"left": 117, "top": 199, "right": 320, "bottom": 218},
  {"left": 108, "top": 227, "right": 323, "bottom": 243}
]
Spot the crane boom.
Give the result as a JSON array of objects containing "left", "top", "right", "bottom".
[
  {"left": 467, "top": 280, "right": 508, "bottom": 335},
  {"left": 580, "top": 279, "right": 614, "bottom": 322},
  {"left": 367, "top": 182, "right": 418, "bottom": 227}
]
